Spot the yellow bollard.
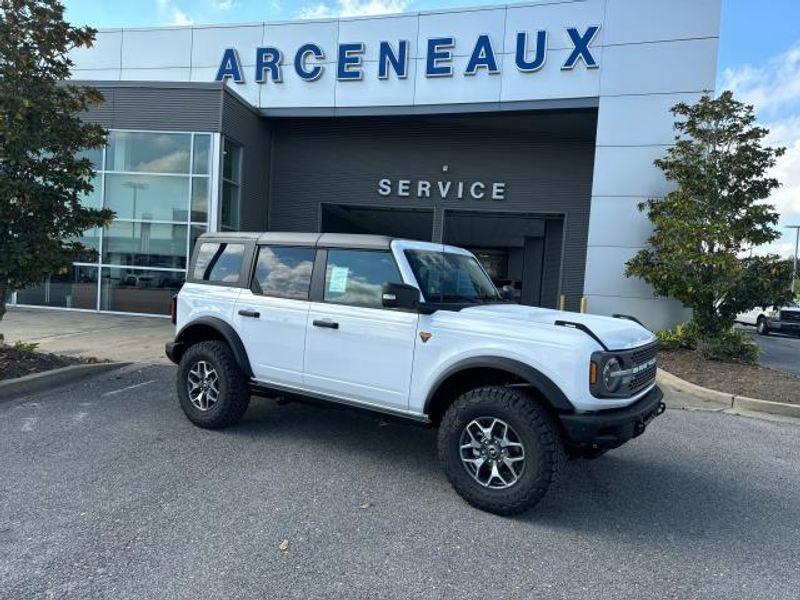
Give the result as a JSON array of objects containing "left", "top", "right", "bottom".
[
  {"left": 559, "top": 294, "right": 566, "bottom": 311},
  {"left": 580, "top": 296, "right": 587, "bottom": 314}
]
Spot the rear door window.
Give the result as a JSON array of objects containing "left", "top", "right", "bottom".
[
  {"left": 253, "top": 246, "right": 316, "bottom": 300},
  {"left": 193, "top": 242, "right": 245, "bottom": 284}
]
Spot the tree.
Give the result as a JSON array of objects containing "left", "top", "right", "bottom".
[
  {"left": 626, "top": 91, "right": 794, "bottom": 338},
  {"left": 0, "top": 0, "right": 112, "bottom": 326}
]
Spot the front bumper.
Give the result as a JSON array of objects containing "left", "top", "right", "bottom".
[
  {"left": 770, "top": 320, "right": 800, "bottom": 333},
  {"left": 559, "top": 385, "right": 665, "bottom": 450}
]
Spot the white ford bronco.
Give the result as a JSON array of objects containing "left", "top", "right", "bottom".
[{"left": 167, "top": 232, "right": 664, "bottom": 515}]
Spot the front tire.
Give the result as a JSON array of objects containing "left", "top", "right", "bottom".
[
  {"left": 177, "top": 340, "right": 250, "bottom": 429},
  {"left": 757, "top": 317, "right": 770, "bottom": 336},
  {"left": 437, "top": 386, "right": 566, "bottom": 516}
]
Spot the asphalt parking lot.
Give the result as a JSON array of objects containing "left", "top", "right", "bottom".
[
  {"left": 740, "top": 325, "right": 800, "bottom": 376},
  {"left": 2, "top": 365, "right": 799, "bottom": 600}
]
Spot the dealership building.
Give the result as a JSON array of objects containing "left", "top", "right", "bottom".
[{"left": 9, "top": 0, "right": 721, "bottom": 329}]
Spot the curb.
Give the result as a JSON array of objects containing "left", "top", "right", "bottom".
[
  {"left": 657, "top": 368, "right": 800, "bottom": 420},
  {"left": 0, "top": 362, "right": 128, "bottom": 401}
]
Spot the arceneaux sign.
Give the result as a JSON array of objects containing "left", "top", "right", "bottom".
[{"left": 215, "top": 26, "right": 600, "bottom": 84}]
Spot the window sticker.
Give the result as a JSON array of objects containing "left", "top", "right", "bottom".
[{"left": 328, "top": 266, "right": 349, "bottom": 293}]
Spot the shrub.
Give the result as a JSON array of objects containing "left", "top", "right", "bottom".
[
  {"left": 697, "top": 329, "right": 761, "bottom": 363},
  {"left": 656, "top": 322, "right": 700, "bottom": 350},
  {"left": 656, "top": 323, "right": 760, "bottom": 363}
]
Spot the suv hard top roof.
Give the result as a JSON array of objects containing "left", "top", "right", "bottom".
[{"left": 197, "top": 232, "right": 396, "bottom": 250}]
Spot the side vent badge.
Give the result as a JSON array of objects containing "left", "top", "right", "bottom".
[{"left": 419, "top": 332, "right": 432, "bottom": 343}]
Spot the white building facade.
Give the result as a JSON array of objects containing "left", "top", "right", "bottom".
[{"left": 11, "top": 0, "right": 720, "bottom": 327}]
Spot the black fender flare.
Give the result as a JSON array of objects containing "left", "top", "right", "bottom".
[
  {"left": 174, "top": 317, "right": 253, "bottom": 377},
  {"left": 424, "top": 356, "right": 575, "bottom": 414}
]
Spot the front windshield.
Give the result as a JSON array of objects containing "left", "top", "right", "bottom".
[{"left": 404, "top": 249, "right": 501, "bottom": 303}]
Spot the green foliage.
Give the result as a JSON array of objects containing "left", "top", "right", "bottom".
[
  {"left": 0, "top": 0, "right": 113, "bottom": 321},
  {"left": 696, "top": 329, "right": 761, "bottom": 364},
  {"left": 11, "top": 340, "right": 39, "bottom": 354},
  {"left": 656, "top": 322, "right": 700, "bottom": 350},
  {"left": 657, "top": 322, "right": 760, "bottom": 363},
  {"left": 626, "top": 92, "right": 794, "bottom": 337}
]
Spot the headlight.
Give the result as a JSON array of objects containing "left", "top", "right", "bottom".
[{"left": 602, "top": 357, "right": 623, "bottom": 393}]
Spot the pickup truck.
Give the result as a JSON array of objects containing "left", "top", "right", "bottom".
[
  {"left": 166, "top": 232, "right": 664, "bottom": 515},
  {"left": 737, "top": 302, "right": 800, "bottom": 336}
]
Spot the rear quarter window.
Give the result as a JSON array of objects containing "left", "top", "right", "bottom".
[{"left": 192, "top": 242, "right": 245, "bottom": 284}]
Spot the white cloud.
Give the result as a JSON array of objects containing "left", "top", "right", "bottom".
[
  {"left": 298, "top": 0, "right": 409, "bottom": 19},
  {"left": 156, "top": 0, "right": 193, "bottom": 26},
  {"left": 722, "top": 44, "right": 800, "bottom": 259},
  {"left": 212, "top": 0, "right": 235, "bottom": 9}
]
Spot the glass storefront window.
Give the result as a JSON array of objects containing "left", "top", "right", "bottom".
[
  {"left": 16, "top": 266, "right": 98, "bottom": 310},
  {"left": 106, "top": 131, "right": 191, "bottom": 174},
  {"left": 222, "top": 138, "right": 241, "bottom": 183},
  {"left": 105, "top": 173, "right": 190, "bottom": 222},
  {"left": 103, "top": 222, "right": 188, "bottom": 270},
  {"left": 100, "top": 268, "right": 185, "bottom": 315},
  {"left": 220, "top": 180, "right": 240, "bottom": 231},
  {"left": 76, "top": 147, "right": 104, "bottom": 169},
  {"left": 79, "top": 174, "right": 103, "bottom": 209},
  {"left": 14, "top": 129, "right": 213, "bottom": 316},
  {"left": 193, "top": 134, "right": 211, "bottom": 175},
  {"left": 191, "top": 177, "right": 209, "bottom": 223},
  {"left": 72, "top": 228, "right": 102, "bottom": 263},
  {"left": 190, "top": 225, "right": 206, "bottom": 259}
]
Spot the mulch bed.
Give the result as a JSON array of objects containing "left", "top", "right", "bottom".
[
  {"left": 660, "top": 349, "right": 800, "bottom": 405},
  {"left": 0, "top": 344, "right": 92, "bottom": 382}
]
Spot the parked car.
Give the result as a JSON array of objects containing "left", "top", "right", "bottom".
[
  {"left": 166, "top": 233, "right": 664, "bottom": 515},
  {"left": 737, "top": 301, "right": 800, "bottom": 336}
]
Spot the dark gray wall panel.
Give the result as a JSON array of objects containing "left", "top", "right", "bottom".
[
  {"left": 221, "top": 90, "right": 271, "bottom": 232},
  {"left": 268, "top": 111, "right": 596, "bottom": 309},
  {"left": 77, "top": 82, "right": 224, "bottom": 132}
]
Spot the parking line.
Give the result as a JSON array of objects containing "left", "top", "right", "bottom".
[{"left": 103, "top": 380, "right": 156, "bottom": 397}]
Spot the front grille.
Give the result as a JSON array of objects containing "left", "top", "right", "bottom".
[
  {"left": 622, "top": 341, "right": 658, "bottom": 394},
  {"left": 781, "top": 310, "right": 800, "bottom": 323}
]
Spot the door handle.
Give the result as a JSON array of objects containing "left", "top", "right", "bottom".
[
  {"left": 238, "top": 309, "right": 260, "bottom": 318},
  {"left": 313, "top": 319, "right": 339, "bottom": 329}
]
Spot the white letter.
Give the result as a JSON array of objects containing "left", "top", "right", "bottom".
[
  {"left": 437, "top": 181, "right": 451, "bottom": 198},
  {"left": 457, "top": 182, "right": 464, "bottom": 199},
  {"left": 470, "top": 182, "right": 485, "bottom": 199},
  {"left": 397, "top": 180, "right": 411, "bottom": 197},
  {"left": 418, "top": 180, "right": 431, "bottom": 198},
  {"left": 491, "top": 182, "right": 506, "bottom": 200},
  {"left": 378, "top": 179, "right": 392, "bottom": 196}
]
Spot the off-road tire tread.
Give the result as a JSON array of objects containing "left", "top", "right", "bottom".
[
  {"left": 438, "top": 385, "right": 566, "bottom": 516},
  {"left": 177, "top": 340, "right": 250, "bottom": 429}
]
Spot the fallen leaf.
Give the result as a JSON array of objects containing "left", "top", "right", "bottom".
[
  {"left": 278, "top": 539, "right": 289, "bottom": 552},
  {"left": 360, "top": 502, "right": 372, "bottom": 510}
]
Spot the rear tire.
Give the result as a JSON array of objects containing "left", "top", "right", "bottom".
[
  {"left": 177, "top": 340, "right": 250, "bottom": 429},
  {"left": 757, "top": 317, "right": 770, "bottom": 336},
  {"left": 437, "top": 386, "right": 566, "bottom": 516}
]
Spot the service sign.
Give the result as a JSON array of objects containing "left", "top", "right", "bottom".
[{"left": 215, "top": 26, "right": 601, "bottom": 85}]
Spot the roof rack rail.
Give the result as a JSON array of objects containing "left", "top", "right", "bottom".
[{"left": 554, "top": 320, "right": 608, "bottom": 351}]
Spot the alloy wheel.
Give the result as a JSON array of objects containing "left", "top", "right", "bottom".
[
  {"left": 187, "top": 360, "right": 220, "bottom": 411},
  {"left": 460, "top": 417, "right": 526, "bottom": 489}
]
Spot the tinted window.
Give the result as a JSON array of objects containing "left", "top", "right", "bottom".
[
  {"left": 253, "top": 246, "right": 315, "bottom": 300},
  {"left": 324, "top": 250, "right": 402, "bottom": 308},
  {"left": 193, "top": 242, "right": 244, "bottom": 283}
]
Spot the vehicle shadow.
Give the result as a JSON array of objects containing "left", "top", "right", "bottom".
[{"left": 219, "top": 397, "right": 797, "bottom": 544}]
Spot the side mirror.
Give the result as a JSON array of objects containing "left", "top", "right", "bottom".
[
  {"left": 500, "top": 285, "right": 515, "bottom": 301},
  {"left": 382, "top": 282, "right": 420, "bottom": 311}
]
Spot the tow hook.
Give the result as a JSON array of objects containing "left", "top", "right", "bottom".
[{"left": 656, "top": 402, "right": 666, "bottom": 416}]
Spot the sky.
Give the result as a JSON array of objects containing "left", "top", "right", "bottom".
[{"left": 61, "top": 0, "right": 800, "bottom": 258}]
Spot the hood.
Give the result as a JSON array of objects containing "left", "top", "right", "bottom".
[{"left": 459, "top": 303, "right": 656, "bottom": 351}]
